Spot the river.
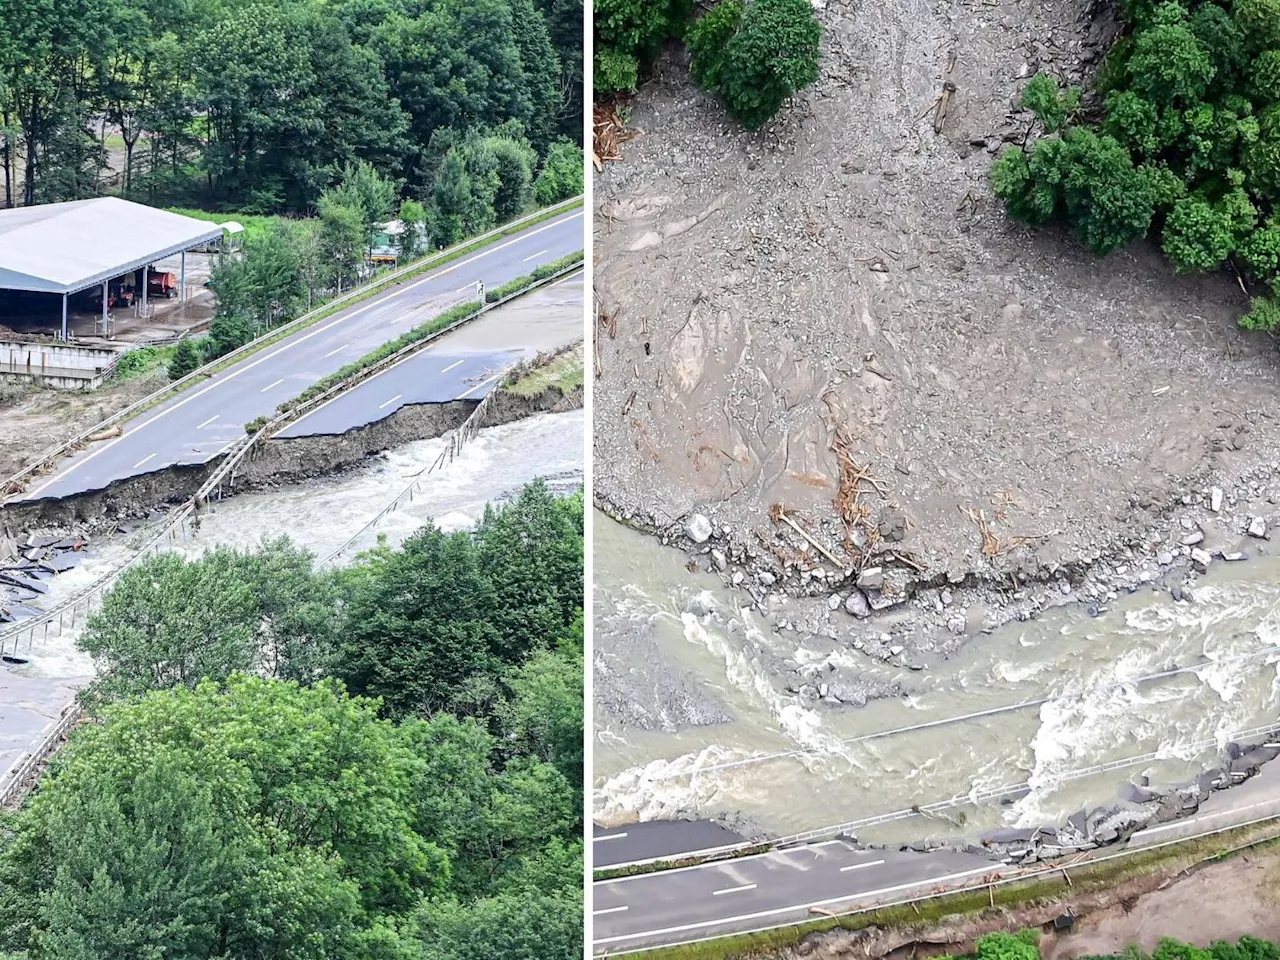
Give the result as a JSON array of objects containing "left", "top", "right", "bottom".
[
  {"left": 593, "top": 513, "right": 1280, "bottom": 844},
  {"left": 7, "top": 410, "right": 583, "bottom": 685}
]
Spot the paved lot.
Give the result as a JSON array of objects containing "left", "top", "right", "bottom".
[{"left": 11, "top": 211, "right": 582, "bottom": 501}]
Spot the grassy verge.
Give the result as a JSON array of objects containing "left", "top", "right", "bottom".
[
  {"left": 163, "top": 207, "right": 290, "bottom": 238},
  {"left": 485, "top": 253, "right": 583, "bottom": 302},
  {"left": 624, "top": 824, "right": 1280, "bottom": 960},
  {"left": 505, "top": 346, "right": 584, "bottom": 397},
  {"left": 127, "top": 199, "right": 584, "bottom": 421}
]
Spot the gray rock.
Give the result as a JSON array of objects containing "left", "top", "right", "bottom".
[
  {"left": 1211, "top": 487, "right": 1224, "bottom": 512},
  {"left": 856, "top": 566, "right": 884, "bottom": 590},
  {"left": 947, "top": 616, "right": 966, "bottom": 636},
  {"left": 1224, "top": 552, "right": 1247, "bottom": 562},
  {"left": 844, "top": 589, "right": 870, "bottom": 619},
  {"left": 1157, "top": 551, "right": 1174, "bottom": 566},
  {"left": 827, "top": 594, "right": 842, "bottom": 611},
  {"left": 878, "top": 507, "right": 908, "bottom": 543},
  {"left": 1248, "top": 517, "right": 1268, "bottom": 538},
  {"left": 941, "top": 589, "right": 954, "bottom": 606},
  {"left": 1190, "top": 547, "right": 1212, "bottom": 571},
  {"left": 758, "top": 571, "right": 776, "bottom": 586},
  {"left": 732, "top": 570, "right": 745, "bottom": 585},
  {"left": 1181, "top": 530, "right": 1205, "bottom": 546},
  {"left": 686, "top": 513, "right": 713, "bottom": 544},
  {"left": 1059, "top": 580, "right": 1072, "bottom": 595},
  {"left": 711, "top": 549, "right": 727, "bottom": 571},
  {"left": 889, "top": 644, "right": 905, "bottom": 656}
]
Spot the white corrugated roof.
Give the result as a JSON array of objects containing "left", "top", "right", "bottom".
[{"left": 0, "top": 198, "right": 224, "bottom": 295}]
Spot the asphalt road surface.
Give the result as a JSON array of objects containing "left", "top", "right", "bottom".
[
  {"left": 12, "top": 210, "right": 582, "bottom": 502},
  {"left": 592, "top": 840, "right": 998, "bottom": 952},
  {"left": 277, "top": 269, "right": 584, "bottom": 437},
  {"left": 594, "top": 819, "right": 749, "bottom": 869}
]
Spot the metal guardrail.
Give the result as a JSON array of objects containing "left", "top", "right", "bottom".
[
  {"left": 599, "top": 811, "right": 1280, "bottom": 956},
  {"left": 597, "top": 721, "right": 1280, "bottom": 872},
  {"left": 0, "top": 702, "right": 82, "bottom": 809},
  {"left": 0, "top": 197, "right": 583, "bottom": 500},
  {"left": 320, "top": 332, "right": 586, "bottom": 568}
]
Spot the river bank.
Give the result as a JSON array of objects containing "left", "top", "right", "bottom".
[{"left": 591, "top": 0, "right": 1280, "bottom": 650}]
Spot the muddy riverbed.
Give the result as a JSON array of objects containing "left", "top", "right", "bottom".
[{"left": 593, "top": 513, "right": 1280, "bottom": 844}]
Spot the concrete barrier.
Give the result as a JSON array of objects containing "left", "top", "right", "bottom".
[{"left": 0, "top": 340, "right": 118, "bottom": 388}]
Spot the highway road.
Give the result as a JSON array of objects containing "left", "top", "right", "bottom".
[
  {"left": 11, "top": 209, "right": 583, "bottom": 501},
  {"left": 591, "top": 839, "right": 997, "bottom": 952},
  {"left": 594, "top": 819, "right": 749, "bottom": 869},
  {"left": 277, "top": 270, "right": 584, "bottom": 438}
]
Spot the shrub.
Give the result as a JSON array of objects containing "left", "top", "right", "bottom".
[
  {"left": 596, "top": 47, "right": 641, "bottom": 93},
  {"left": 687, "top": 0, "right": 821, "bottom": 130},
  {"left": 534, "top": 142, "right": 585, "bottom": 205},
  {"left": 167, "top": 338, "right": 203, "bottom": 381}
]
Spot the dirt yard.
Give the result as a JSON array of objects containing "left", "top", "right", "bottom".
[
  {"left": 593, "top": 0, "right": 1280, "bottom": 625},
  {"left": 0, "top": 374, "right": 164, "bottom": 481}
]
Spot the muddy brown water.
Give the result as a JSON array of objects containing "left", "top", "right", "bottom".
[{"left": 593, "top": 514, "right": 1280, "bottom": 844}]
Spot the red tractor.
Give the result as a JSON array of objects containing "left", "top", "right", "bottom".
[{"left": 146, "top": 270, "right": 178, "bottom": 299}]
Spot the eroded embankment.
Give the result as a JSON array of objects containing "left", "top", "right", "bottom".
[{"left": 0, "top": 383, "right": 582, "bottom": 534}]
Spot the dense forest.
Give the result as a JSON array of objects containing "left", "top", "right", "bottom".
[
  {"left": 0, "top": 0, "right": 583, "bottom": 213},
  {"left": 991, "top": 0, "right": 1280, "bottom": 332},
  {"left": 0, "top": 481, "right": 584, "bottom": 960}
]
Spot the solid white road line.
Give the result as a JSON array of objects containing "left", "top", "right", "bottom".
[
  {"left": 457, "top": 373, "right": 502, "bottom": 400},
  {"left": 712, "top": 884, "right": 757, "bottom": 896},
  {"left": 132, "top": 453, "right": 156, "bottom": 469},
  {"left": 593, "top": 906, "right": 630, "bottom": 916},
  {"left": 1134, "top": 798, "right": 1279, "bottom": 838},
  {"left": 594, "top": 833, "right": 629, "bottom": 842},
  {"left": 457, "top": 283, "right": 477, "bottom": 293},
  {"left": 592, "top": 865, "right": 997, "bottom": 945},
  {"left": 840, "top": 859, "right": 887, "bottom": 873},
  {"left": 20, "top": 212, "right": 582, "bottom": 499},
  {"left": 323, "top": 343, "right": 350, "bottom": 358},
  {"left": 441, "top": 359, "right": 465, "bottom": 373},
  {"left": 522, "top": 248, "right": 548, "bottom": 261},
  {"left": 197, "top": 415, "right": 219, "bottom": 428},
  {"left": 260, "top": 378, "right": 284, "bottom": 392},
  {"left": 378, "top": 394, "right": 402, "bottom": 410}
]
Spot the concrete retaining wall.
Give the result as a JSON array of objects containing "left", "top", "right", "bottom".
[{"left": 0, "top": 340, "right": 119, "bottom": 389}]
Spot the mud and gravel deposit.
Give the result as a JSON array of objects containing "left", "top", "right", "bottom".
[{"left": 593, "top": 0, "right": 1280, "bottom": 652}]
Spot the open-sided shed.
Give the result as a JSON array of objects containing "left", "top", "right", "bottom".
[{"left": 0, "top": 198, "right": 225, "bottom": 339}]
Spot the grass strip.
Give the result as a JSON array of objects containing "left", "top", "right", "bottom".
[
  {"left": 617, "top": 823, "right": 1280, "bottom": 960},
  {"left": 504, "top": 345, "right": 584, "bottom": 397}
]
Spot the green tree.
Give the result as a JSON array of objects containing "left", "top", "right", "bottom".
[
  {"left": 77, "top": 540, "right": 338, "bottom": 705},
  {"left": 687, "top": 0, "right": 821, "bottom": 130},
  {"left": 210, "top": 222, "right": 308, "bottom": 331},
  {"left": 413, "top": 892, "right": 581, "bottom": 960},
  {"left": 319, "top": 197, "right": 367, "bottom": 291},
  {"left": 166, "top": 336, "right": 202, "bottom": 380},
  {"left": 0, "top": 677, "right": 441, "bottom": 957},
  {"left": 474, "top": 479, "right": 583, "bottom": 659},
  {"left": 490, "top": 136, "right": 538, "bottom": 220},
  {"left": 1125, "top": 5, "right": 1215, "bottom": 109},
  {"left": 322, "top": 160, "right": 400, "bottom": 257},
  {"left": 533, "top": 140, "right": 583, "bottom": 204},
  {"left": 336, "top": 524, "right": 502, "bottom": 718},
  {"left": 1020, "top": 73, "right": 1080, "bottom": 134},
  {"left": 500, "top": 649, "right": 584, "bottom": 790},
  {"left": 396, "top": 198, "right": 428, "bottom": 260}
]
